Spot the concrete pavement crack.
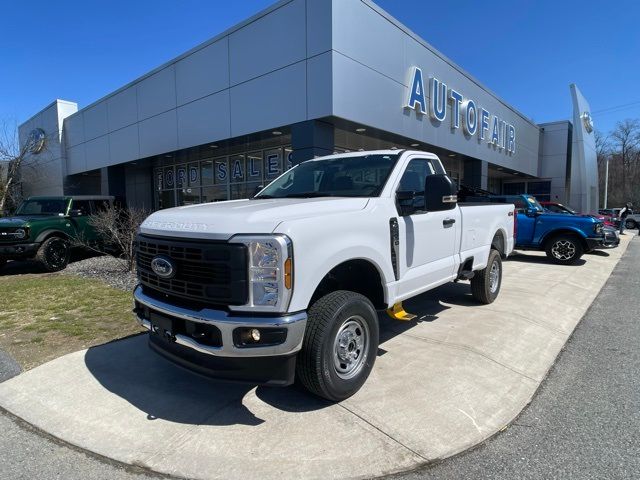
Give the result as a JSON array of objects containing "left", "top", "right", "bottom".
[{"left": 337, "top": 402, "right": 430, "bottom": 463}]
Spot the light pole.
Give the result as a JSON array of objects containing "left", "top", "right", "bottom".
[{"left": 603, "top": 157, "right": 609, "bottom": 209}]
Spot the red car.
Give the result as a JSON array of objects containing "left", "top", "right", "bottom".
[{"left": 540, "top": 201, "right": 617, "bottom": 227}]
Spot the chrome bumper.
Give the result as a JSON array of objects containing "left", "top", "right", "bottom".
[{"left": 133, "top": 285, "right": 307, "bottom": 358}]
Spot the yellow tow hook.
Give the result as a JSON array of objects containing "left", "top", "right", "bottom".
[{"left": 386, "top": 302, "right": 417, "bottom": 321}]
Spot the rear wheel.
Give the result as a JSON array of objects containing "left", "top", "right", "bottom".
[
  {"left": 625, "top": 219, "right": 637, "bottom": 229},
  {"left": 470, "top": 249, "right": 502, "bottom": 304},
  {"left": 297, "top": 290, "right": 379, "bottom": 402},
  {"left": 36, "top": 237, "right": 70, "bottom": 272},
  {"left": 545, "top": 234, "right": 584, "bottom": 265}
]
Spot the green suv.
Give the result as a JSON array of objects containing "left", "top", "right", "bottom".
[{"left": 0, "top": 195, "right": 114, "bottom": 272}]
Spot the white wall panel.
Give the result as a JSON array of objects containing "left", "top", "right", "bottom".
[
  {"left": 109, "top": 124, "right": 140, "bottom": 165},
  {"left": 177, "top": 91, "right": 230, "bottom": 149},
  {"left": 66, "top": 144, "right": 86, "bottom": 175},
  {"left": 83, "top": 103, "right": 109, "bottom": 141},
  {"left": 108, "top": 87, "right": 138, "bottom": 131},
  {"left": 229, "top": 0, "right": 306, "bottom": 85},
  {"left": 84, "top": 135, "right": 110, "bottom": 170},
  {"left": 64, "top": 113, "right": 85, "bottom": 147},
  {"left": 136, "top": 66, "right": 177, "bottom": 120},
  {"left": 307, "top": 52, "right": 333, "bottom": 119},
  {"left": 176, "top": 39, "right": 229, "bottom": 106},
  {"left": 230, "top": 61, "right": 306, "bottom": 137},
  {"left": 138, "top": 110, "right": 178, "bottom": 158}
]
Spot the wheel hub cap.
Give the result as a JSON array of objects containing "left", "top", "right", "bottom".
[
  {"left": 551, "top": 240, "right": 576, "bottom": 261},
  {"left": 489, "top": 260, "right": 500, "bottom": 293},
  {"left": 333, "top": 316, "right": 369, "bottom": 380}
]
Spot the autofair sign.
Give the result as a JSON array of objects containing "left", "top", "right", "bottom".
[{"left": 405, "top": 66, "right": 516, "bottom": 154}]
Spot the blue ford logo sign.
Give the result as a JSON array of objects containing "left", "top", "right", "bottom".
[{"left": 151, "top": 255, "right": 175, "bottom": 279}]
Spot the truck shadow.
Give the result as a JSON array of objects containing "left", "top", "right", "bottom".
[
  {"left": 83, "top": 282, "right": 471, "bottom": 427},
  {"left": 507, "top": 252, "right": 587, "bottom": 266},
  {"left": 0, "top": 250, "right": 98, "bottom": 276}
]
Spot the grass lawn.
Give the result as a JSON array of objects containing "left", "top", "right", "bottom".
[{"left": 0, "top": 274, "right": 142, "bottom": 369}]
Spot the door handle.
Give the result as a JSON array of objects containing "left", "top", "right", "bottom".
[{"left": 443, "top": 218, "right": 456, "bottom": 227}]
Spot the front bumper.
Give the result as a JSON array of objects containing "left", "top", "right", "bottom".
[
  {"left": 0, "top": 242, "right": 39, "bottom": 258},
  {"left": 585, "top": 235, "right": 617, "bottom": 250},
  {"left": 133, "top": 285, "right": 307, "bottom": 385}
]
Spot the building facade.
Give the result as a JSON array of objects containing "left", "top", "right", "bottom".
[{"left": 18, "top": 0, "right": 599, "bottom": 212}]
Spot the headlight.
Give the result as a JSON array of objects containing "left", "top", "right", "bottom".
[
  {"left": 14, "top": 228, "right": 27, "bottom": 239},
  {"left": 594, "top": 223, "right": 604, "bottom": 234},
  {"left": 230, "top": 235, "right": 293, "bottom": 312}
]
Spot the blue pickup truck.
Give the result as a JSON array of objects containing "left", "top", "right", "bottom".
[{"left": 463, "top": 193, "right": 608, "bottom": 265}]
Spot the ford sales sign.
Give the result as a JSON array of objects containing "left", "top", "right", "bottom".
[{"left": 405, "top": 67, "right": 516, "bottom": 154}]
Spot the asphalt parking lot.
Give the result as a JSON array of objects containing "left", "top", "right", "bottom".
[{"left": 0, "top": 235, "right": 635, "bottom": 480}]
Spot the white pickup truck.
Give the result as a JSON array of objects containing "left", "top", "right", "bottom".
[{"left": 134, "top": 150, "right": 515, "bottom": 400}]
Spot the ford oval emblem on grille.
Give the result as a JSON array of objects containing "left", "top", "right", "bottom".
[{"left": 150, "top": 255, "right": 176, "bottom": 279}]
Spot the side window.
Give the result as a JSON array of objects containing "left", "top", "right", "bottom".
[
  {"left": 72, "top": 200, "right": 92, "bottom": 216},
  {"left": 398, "top": 159, "right": 437, "bottom": 208}
]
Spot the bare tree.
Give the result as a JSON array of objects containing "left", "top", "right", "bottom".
[
  {"left": 74, "top": 204, "right": 149, "bottom": 272},
  {"left": 0, "top": 120, "right": 47, "bottom": 213},
  {"left": 610, "top": 119, "right": 640, "bottom": 202}
]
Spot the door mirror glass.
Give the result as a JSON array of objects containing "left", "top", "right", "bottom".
[
  {"left": 68, "top": 209, "right": 83, "bottom": 217},
  {"left": 424, "top": 174, "right": 457, "bottom": 211}
]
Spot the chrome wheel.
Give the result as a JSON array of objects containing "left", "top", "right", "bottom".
[
  {"left": 333, "top": 315, "right": 369, "bottom": 380},
  {"left": 551, "top": 240, "right": 576, "bottom": 261},
  {"left": 489, "top": 259, "right": 500, "bottom": 294}
]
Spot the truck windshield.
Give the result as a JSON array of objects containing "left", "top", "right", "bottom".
[
  {"left": 254, "top": 154, "right": 399, "bottom": 199},
  {"left": 16, "top": 199, "right": 68, "bottom": 216}
]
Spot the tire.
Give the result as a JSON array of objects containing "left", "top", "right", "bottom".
[
  {"left": 36, "top": 237, "right": 70, "bottom": 272},
  {"left": 545, "top": 234, "right": 584, "bottom": 265},
  {"left": 297, "top": 290, "right": 379, "bottom": 402},
  {"left": 470, "top": 249, "right": 502, "bottom": 304},
  {"left": 625, "top": 219, "right": 637, "bottom": 230}
]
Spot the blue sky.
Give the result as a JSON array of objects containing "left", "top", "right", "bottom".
[{"left": 2, "top": 0, "right": 638, "bottom": 135}]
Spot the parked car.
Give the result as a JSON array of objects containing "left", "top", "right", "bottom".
[
  {"left": 539, "top": 201, "right": 619, "bottom": 248},
  {"left": 541, "top": 201, "right": 616, "bottom": 227},
  {"left": 0, "top": 195, "right": 114, "bottom": 271},
  {"left": 599, "top": 207, "right": 640, "bottom": 230},
  {"left": 132, "top": 150, "right": 515, "bottom": 401},
  {"left": 461, "top": 193, "right": 609, "bottom": 264}
]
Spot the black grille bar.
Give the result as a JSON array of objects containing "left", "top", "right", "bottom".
[{"left": 136, "top": 234, "right": 248, "bottom": 305}]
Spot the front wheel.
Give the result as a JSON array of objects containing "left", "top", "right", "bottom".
[
  {"left": 625, "top": 219, "right": 637, "bottom": 230},
  {"left": 297, "top": 290, "right": 379, "bottom": 402},
  {"left": 470, "top": 249, "right": 502, "bottom": 304},
  {"left": 36, "top": 237, "right": 70, "bottom": 272},
  {"left": 545, "top": 235, "right": 584, "bottom": 265}
]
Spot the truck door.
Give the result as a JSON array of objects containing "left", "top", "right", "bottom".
[
  {"left": 395, "top": 158, "right": 459, "bottom": 298},
  {"left": 512, "top": 196, "right": 536, "bottom": 245},
  {"left": 68, "top": 199, "right": 93, "bottom": 243}
]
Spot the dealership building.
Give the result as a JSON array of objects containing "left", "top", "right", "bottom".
[{"left": 19, "top": 0, "right": 599, "bottom": 212}]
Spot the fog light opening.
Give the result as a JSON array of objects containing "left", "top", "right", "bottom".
[{"left": 250, "top": 328, "right": 261, "bottom": 342}]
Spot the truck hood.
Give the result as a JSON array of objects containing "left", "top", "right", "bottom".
[
  {"left": 0, "top": 215, "right": 58, "bottom": 227},
  {"left": 140, "top": 197, "right": 370, "bottom": 240},
  {"left": 540, "top": 212, "right": 597, "bottom": 223}
]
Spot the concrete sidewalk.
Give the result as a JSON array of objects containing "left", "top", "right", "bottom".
[{"left": 0, "top": 235, "right": 633, "bottom": 480}]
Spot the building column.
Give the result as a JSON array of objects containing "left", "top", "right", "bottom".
[
  {"left": 463, "top": 159, "right": 488, "bottom": 190},
  {"left": 290, "top": 120, "right": 334, "bottom": 165}
]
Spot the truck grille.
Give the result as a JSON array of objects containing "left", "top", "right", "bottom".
[
  {"left": 136, "top": 234, "right": 248, "bottom": 305},
  {"left": 0, "top": 228, "right": 25, "bottom": 242}
]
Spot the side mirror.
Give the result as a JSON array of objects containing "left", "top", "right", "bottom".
[
  {"left": 396, "top": 191, "right": 416, "bottom": 216},
  {"left": 425, "top": 174, "right": 457, "bottom": 211},
  {"left": 68, "top": 209, "right": 83, "bottom": 217},
  {"left": 525, "top": 208, "right": 539, "bottom": 217}
]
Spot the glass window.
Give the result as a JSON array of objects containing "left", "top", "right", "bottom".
[
  {"left": 154, "top": 168, "right": 163, "bottom": 191},
  {"left": 92, "top": 200, "right": 111, "bottom": 213},
  {"left": 503, "top": 182, "right": 525, "bottom": 195},
  {"left": 397, "top": 159, "right": 439, "bottom": 209},
  {"left": 202, "top": 186, "right": 227, "bottom": 203},
  {"left": 201, "top": 160, "right": 214, "bottom": 185},
  {"left": 214, "top": 158, "right": 229, "bottom": 185},
  {"left": 17, "top": 198, "right": 68, "bottom": 215},
  {"left": 176, "top": 164, "right": 187, "bottom": 188},
  {"left": 264, "top": 148, "right": 283, "bottom": 180},
  {"left": 163, "top": 167, "right": 175, "bottom": 189},
  {"left": 188, "top": 162, "right": 200, "bottom": 187},
  {"left": 284, "top": 147, "right": 293, "bottom": 171},
  {"left": 255, "top": 153, "right": 400, "bottom": 199},
  {"left": 177, "top": 187, "right": 201, "bottom": 206},
  {"left": 158, "top": 190, "right": 176, "bottom": 209},
  {"left": 246, "top": 152, "right": 263, "bottom": 183},
  {"left": 229, "top": 155, "right": 245, "bottom": 183}
]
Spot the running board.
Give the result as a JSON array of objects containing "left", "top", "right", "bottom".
[{"left": 386, "top": 302, "right": 417, "bottom": 321}]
